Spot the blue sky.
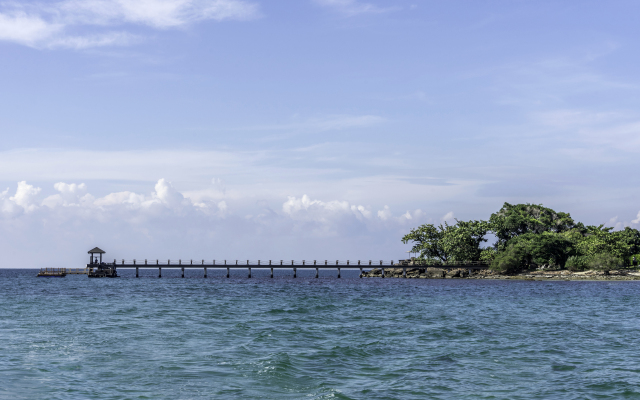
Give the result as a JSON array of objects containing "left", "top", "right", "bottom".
[{"left": 1, "top": 0, "right": 639, "bottom": 266}]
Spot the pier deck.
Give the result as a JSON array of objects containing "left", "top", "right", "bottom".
[{"left": 88, "top": 259, "right": 490, "bottom": 278}]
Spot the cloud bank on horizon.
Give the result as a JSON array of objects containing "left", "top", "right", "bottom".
[{"left": 1, "top": 0, "right": 640, "bottom": 266}]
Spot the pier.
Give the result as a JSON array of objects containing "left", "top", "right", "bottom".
[{"left": 84, "top": 247, "right": 490, "bottom": 278}]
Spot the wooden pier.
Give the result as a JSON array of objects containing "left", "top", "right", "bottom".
[
  {"left": 36, "top": 268, "right": 89, "bottom": 277},
  {"left": 84, "top": 247, "right": 490, "bottom": 279},
  {"left": 67, "top": 268, "right": 90, "bottom": 275},
  {"left": 37, "top": 268, "right": 67, "bottom": 277},
  {"left": 93, "top": 258, "right": 490, "bottom": 278}
]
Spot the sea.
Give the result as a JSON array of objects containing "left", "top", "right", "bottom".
[{"left": 2, "top": 268, "right": 640, "bottom": 399}]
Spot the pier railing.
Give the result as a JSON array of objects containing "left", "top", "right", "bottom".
[
  {"left": 107, "top": 259, "right": 490, "bottom": 267},
  {"left": 111, "top": 259, "right": 399, "bottom": 267},
  {"left": 37, "top": 267, "right": 89, "bottom": 275},
  {"left": 86, "top": 258, "right": 489, "bottom": 279}
]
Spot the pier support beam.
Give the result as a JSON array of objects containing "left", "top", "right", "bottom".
[
  {"left": 226, "top": 267, "right": 230, "bottom": 278},
  {"left": 158, "top": 267, "right": 162, "bottom": 278},
  {"left": 181, "top": 267, "right": 184, "bottom": 278},
  {"left": 248, "top": 267, "right": 251, "bottom": 279},
  {"left": 271, "top": 267, "right": 274, "bottom": 279},
  {"left": 359, "top": 267, "right": 363, "bottom": 278},
  {"left": 337, "top": 268, "right": 341, "bottom": 279},
  {"left": 204, "top": 267, "right": 207, "bottom": 278},
  {"left": 293, "top": 268, "right": 297, "bottom": 278},
  {"left": 316, "top": 267, "right": 319, "bottom": 279},
  {"left": 403, "top": 268, "right": 406, "bottom": 278},
  {"left": 136, "top": 267, "right": 139, "bottom": 278}
]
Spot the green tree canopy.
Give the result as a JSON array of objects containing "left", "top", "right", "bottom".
[
  {"left": 571, "top": 225, "right": 640, "bottom": 262},
  {"left": 402, "top": 202, "right": 640, "bottom": 271},
  {"left": 401, "top": 220, "right": 489, "bottom": 262},
  {"left": 508, "top": 232, "right": 573, "bottom": 268},
  {"left": 489, "top": 202, "right": 577, "bottom": 249}
]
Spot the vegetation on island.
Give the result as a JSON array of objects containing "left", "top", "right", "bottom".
[{"left": 402, "top": 203, "right": 640, "bottom": 273}]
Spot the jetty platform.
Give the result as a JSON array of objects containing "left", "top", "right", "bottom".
[{"left": 85, "top": 247, "right": 490, "bottom": 278}]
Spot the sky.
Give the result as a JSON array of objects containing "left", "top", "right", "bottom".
[{"left": 1, "top": 0, "right": 640, "bottom": 267}]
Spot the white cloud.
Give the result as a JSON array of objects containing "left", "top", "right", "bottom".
[
  {"left": 0, "top": 181, "right": 432, "bottom": 265},
  {"left": 9, "top": 181, "right": 41, "bottom": 213},
  {"left": 314, "top": 0, "right": 395, "bottom": 16},
  {"left": 632, "top": 211, "right": 640, "bottom": 225},
  {"left": 42, "top": 182, "right": 89, "bottom": 208},
  {"left": 0, "top": 0, "right": 259, "bottom": 49},
  {"left": 441, "top": 211, "right": 455, "bottom": 223},
  {"left": 377, "top": 205, "right": 391, "bottom": 220},
  {"left": 0, "top": 11, "right": 62, "bottom": 46},
  {"left": 378, "top": 205, "right": 425, "bottom": 224},
  {"left": 282, "top": 194, "right": 371, "bottom": 222}
]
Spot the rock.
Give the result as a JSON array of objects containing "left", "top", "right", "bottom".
[{"left": 425, "top": 268, "right": 445, "bottom": 278}]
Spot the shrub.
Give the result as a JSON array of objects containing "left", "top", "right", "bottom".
[
  {"left": 587, "top": 253, "right": 622, "bottom": 271},
  {"left": 565, "top": 255, "right": 589, "bottom": 271},
  {"left": 490, "top": 244, "right": 526, "bottom": 274}
]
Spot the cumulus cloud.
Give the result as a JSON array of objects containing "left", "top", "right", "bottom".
[
  {"left": 377, "top": 205, "right": 425, "bottom": 224},
  {"left": 0, "top": 0, "right": 259, "bottom": 49},
  {"left": 0, "top": 179, "right": 475, "bottom": 266},
  {"left": 1, "top": 178, "right": 221, "bottom": 218},
  {"left": 9, "top": 181, "right": 41, "bottom": 213},
  {"left": 42, "top": 182, "right": 91, "bottom": 208},
  {"left": 283, "top": 194, "right": 371, "bottom": 222},
  {"left": 633, "top": 211, "right": 640, "bottom": 225},
  {"left": 377, "top": 205, "right": 392, "bottom": 220}
]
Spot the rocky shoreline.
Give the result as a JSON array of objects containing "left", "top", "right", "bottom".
[{"left": 361, "top": 267, "right": 640, "bottom": 281}]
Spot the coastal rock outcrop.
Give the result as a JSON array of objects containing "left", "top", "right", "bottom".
[{"left": 360, "top": 267, "right": 640, "bottom": 280}]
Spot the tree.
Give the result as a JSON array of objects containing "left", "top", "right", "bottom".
[
  {"left": 490, "top": 243, "right": 527, "bottom": 274},
  {"left": 489, "top": 203, "right": 576, "bottom": 249},
  {"left": 401, "top": 220, "right": 489, "bottom": 262},
  {"left": 508, "top": 232, "right": 573, "bottom": 268},
  {"left": 572, "top": 225, "right": 640, "bottom": 264},
  {"left": 587, "top": 253, "right": 623, "bottom": 272}
]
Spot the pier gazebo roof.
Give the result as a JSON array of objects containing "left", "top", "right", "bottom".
[{"left": 88, "top": 247, "right": 106, "bottom": 254}]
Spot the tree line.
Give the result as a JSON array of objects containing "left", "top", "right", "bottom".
[{"left": 401, "top": 203, "right": 640, "bottom": 273}]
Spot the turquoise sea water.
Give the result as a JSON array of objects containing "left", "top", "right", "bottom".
[{"left": 2, "top": 268, "right": 640, "bottom": 399}]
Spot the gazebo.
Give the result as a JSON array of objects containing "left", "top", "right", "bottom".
[{"left": 88, "top": 247, "right": 106, "bottom": 264}]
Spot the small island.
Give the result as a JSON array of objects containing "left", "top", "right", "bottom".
[{"left": 364, "top": 202, "right": 640, "bottom": 280}]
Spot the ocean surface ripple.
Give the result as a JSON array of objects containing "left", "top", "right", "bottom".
[{"left": 2, "top": 268, "right": 640, "bottom": 399}]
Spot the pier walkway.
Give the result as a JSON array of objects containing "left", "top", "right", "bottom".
[{"left": 91, "top": 259, "right": 490, "bottom": 278}]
